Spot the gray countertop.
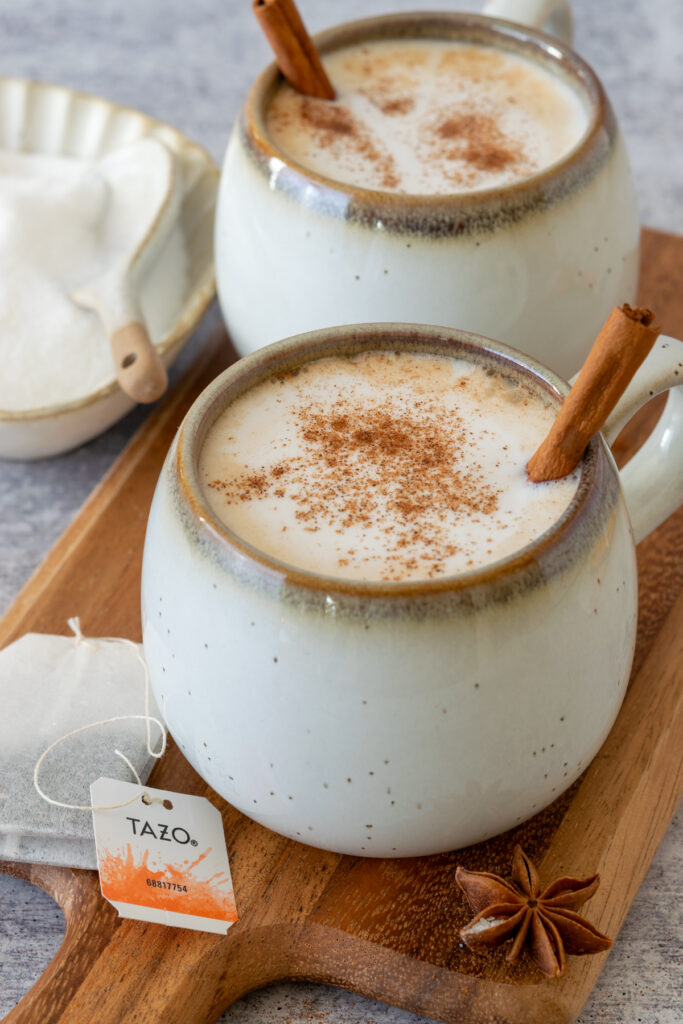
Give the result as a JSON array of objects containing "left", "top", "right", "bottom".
[{"left": 0, "top": 1, "right": 680, "bottom": 1021}]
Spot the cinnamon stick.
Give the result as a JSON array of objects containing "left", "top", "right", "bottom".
[
  {"left": 252, "top": 0, "right": 335, "bottom": 100},
  {"left": 527, "top": 304, "right": 661, "bottom": 482}
]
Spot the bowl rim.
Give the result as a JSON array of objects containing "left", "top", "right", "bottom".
[{"left": 0, "top": 75, "right": 219, "bottom": 424}]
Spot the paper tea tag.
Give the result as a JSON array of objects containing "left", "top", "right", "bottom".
[{"left": 90, "top": 778, "right": 238, "bottom": 934}]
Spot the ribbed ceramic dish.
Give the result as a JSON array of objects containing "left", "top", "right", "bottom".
[{"left": 0, "top": 77, "right": 219, "bottom": 459}]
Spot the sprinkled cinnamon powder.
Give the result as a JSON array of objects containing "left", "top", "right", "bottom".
[
  {"left": 298, "top": 97, "right": 400, "bottom": 190},
  {"left": 200, "top": 352, "right": 580, "bottom": 583},
  {"left": 434, "top": 113, "right": 524, "bottom": 174},
  {"left": 265, "top": 39, "right": 588, "bottom": 195},
  {"left": 208, "top": 392, "right": 499, "bottom": 579},
  {"left": 373, "top": 95, "right": 415, "bottom": 117}
]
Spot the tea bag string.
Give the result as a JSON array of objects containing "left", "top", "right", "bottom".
[
  {"left": 67, "top": 616, "right": 163, "bottom": 762},
  {"left": 33, "top": 618, "right": 168, "bottom": 813}
]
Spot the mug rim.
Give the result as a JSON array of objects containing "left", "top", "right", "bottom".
[
  {"left": 175, "top": 322, "right": 610, "bottom": 601},
  {"left": 240, "top": 11, "right": 614, "bottom": 230}
]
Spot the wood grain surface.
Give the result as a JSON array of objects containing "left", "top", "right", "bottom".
[{"left": 1, "top": 228, "right": 681, "bottom": 1024}]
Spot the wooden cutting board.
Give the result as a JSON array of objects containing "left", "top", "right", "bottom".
[{"left": 1, "top": 228, "right": 682, "bottom": 1024}]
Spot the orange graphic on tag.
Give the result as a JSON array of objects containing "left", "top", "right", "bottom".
[{"left": 99, "top": 842, "right": 238, "bottom": 922}]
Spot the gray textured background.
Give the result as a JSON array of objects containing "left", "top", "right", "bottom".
[{"left": 0, "top": 1, "right": 681, "bottom": 1021}]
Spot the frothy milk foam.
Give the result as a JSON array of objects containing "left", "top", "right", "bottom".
[
  {"left": 265, "top": 39, "right": 588, "bottom": 195},
  {"left": 200, "top": 351, "right": 579, "bottom": 582}
]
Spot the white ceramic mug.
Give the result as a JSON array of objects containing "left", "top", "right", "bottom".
[
  {"left": 141, "top": 323, "right": 683, "bottom": 858},
  {"left": 483, "top": 0, "right": 573, "bottom": 46},
  {"left": 215, "top": 5, "right": 639, "bottom": 380}
]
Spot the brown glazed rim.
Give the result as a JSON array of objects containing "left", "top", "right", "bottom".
[
  {"left": 176, "top": 323, "right": 609, "bottom": 601},
  {"left": 242, "top": 12, "right": 614, "bottom": 232}
]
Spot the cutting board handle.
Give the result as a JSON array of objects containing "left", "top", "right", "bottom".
[{"left": 3, "top": 865, "right": 120, "bottom": 1024}]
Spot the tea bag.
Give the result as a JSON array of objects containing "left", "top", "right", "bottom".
[{"left": 0, "top": 622, "right": 164, "bottom": 869}]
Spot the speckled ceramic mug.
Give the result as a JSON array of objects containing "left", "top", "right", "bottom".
[
  {"left": 215, "top": 9, "right": 639, "bottom": 380},
  {"left": 141, "top": 323, "right": 683, "bottom": 858}
]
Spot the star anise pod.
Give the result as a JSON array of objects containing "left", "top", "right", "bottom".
[{"left": 455, "top": 845, "right": 612, "bottom": 978}]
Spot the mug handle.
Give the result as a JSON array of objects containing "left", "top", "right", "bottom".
[
  {"left": 590, "top": 335, "right": 683, "bottom": 544},
  {"left": 481, "top": 0, "right": 574, "bottom": 45}
]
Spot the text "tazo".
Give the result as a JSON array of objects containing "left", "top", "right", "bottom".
[{"left": 126, "top": 818, "right": 198, "bottom": 846}]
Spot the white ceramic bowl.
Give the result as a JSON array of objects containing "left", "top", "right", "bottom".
[{"left": 0, "top": 77, "right": 218, "bottom": 460}]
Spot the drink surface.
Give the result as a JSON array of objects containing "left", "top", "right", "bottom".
[
  {"left": 199, "top": 351, "right": 579, "bottom": 583},
  {"left": 265, "top": 39, "right": 588, "bottom": 195}
]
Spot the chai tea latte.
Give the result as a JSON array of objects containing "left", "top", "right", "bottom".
[
  {"left": 199, "top": 350, "right": 579, "bottom": 582},
  {"left": 265, "top": 38, "right": 589, "bottom": 194}
]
